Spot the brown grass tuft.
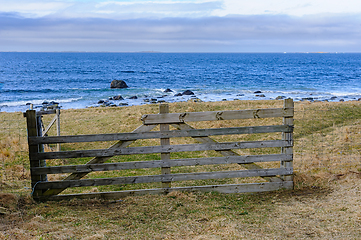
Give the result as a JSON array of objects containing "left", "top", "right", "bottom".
[{"left": 0, "top": 193, "right": 18, "bottom": 210}]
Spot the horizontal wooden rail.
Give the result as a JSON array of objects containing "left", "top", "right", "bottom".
[
  {"left": 32, "top": 154, "right": 293, "bottom": 175},
  {"left": 35, "top": 167, "right": 293, "bottom": 189},
  {"left": 141, "top": 108, "right": 294, "bottom": 124},
  {"left": 23, "top": 109, "right": 57, "bottom": 117},
  {"left": 28, "top": 125, "right": 292, "bottom": 145},
  {"left": 38, "top": 181, "right": 294, "bottom": 201},
  {"left": 31, "top": 140, "right": 292, "bottom": 160}
]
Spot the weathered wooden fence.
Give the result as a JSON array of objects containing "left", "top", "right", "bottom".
[{"left": 25, "top": 99, "right": 294, "bottom": 201}]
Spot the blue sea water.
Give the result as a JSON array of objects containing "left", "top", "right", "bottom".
[{"left": 0, "top": 52, "right": 360, "bottom": 112}]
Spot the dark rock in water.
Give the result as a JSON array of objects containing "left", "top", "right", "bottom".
[
  {"left": 188, "top": 98, "right": 202, "bottom": 103},
  {"left": 110, "top": 80, "right": 128, "bottom": 89},
  {"left": 174, "top": 93, "right": 182, "bottom": 97},
  {"left": 98, "top": 100, "right": 105, "bottom": 104},
  {"left": 109, "top": 97, "right": 113, "bottom": 100},
  {"left": 256, "top": 94, "right": 266, "bottom": 97},
  {"left": 158, "top": 100, "right": 166, "bottom": 103},
  {"left": 254, "top": 91, "right": 262, "bottom": 94},
  {"left": 129, "top": 96, "right": 138, "bottom": 99},
  {"left": 358, "top": 98, "right": 361, "bottom": 101},
  {"left": 42, "top": 101, "right": 49, "bottom": 105},
  {"left": 164, "top": 88, "right": 173, "bottom": 93},
  {"left": 302, "top": 97, "right": 314, "bottom": 101},
  {"left": 113, "top": 95, "right": 124, "bottom": 100},
  {"left": 157, "top": 96, "right": 164, "bottom": 99},
  {"left": 330, "top": 96, "right": 337, "bottom": 100},
  {"left": 182, "top": 90, "right": 194, "bottom": 95},
  {"left": 236, "top": 94, "right": 244, "bottom": 96},
  {"left": 222, "top": 99, "right": 227, "bottom": 101},
  {"left": 151, "top": 98, "right": 157, "bottom": 101},
  {"left": 119, "top": 103, "right": 129, "bottom": 106},
  {"left": 26, "top": 103, "right": 31, "bottom": 105},
  {"left": 339, "top": 99, "right": 345, "bottom": 102},
  {"left": 276, "top": 96, "right": 286, "bottom": 100}
]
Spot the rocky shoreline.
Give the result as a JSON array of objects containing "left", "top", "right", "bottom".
[
  {"left": 3, "top": 80, "right": 360, "bottom": 112},
  {"left": 88, "top": 80, "right": 360, "bottom": 108},
  {"left": 94, "top": 90, "right": 361, "bottom": 109}
]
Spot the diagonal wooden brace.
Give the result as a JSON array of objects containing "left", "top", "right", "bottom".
[
  {"left": 42, "top": 124, "right": 158, "bottom": 196},
  {"left": 171, "top": 123, "right": 283, "bottom": 182}
]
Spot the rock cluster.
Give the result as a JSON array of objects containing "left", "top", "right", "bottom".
[{"left": 173, "top": 90, "right": 195, "bottom": 97}]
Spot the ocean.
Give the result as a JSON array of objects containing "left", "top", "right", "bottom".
[{"left": 1, "top": 52, "right": 360, "bottom": 112}]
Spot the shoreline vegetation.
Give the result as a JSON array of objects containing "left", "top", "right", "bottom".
[{"left": 1, "top": 99, "right": 361, "bottom": 239}]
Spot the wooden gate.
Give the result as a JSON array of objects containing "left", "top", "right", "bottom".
[{"left": 25, "top": 99, "right": 294, "bottom": 201}]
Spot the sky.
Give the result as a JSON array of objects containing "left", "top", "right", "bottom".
[{"left": 1, "top": 0, "right": 361, "bottom": 52}]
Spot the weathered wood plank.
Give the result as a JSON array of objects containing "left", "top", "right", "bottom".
[
  {"left": 36, "top": 110, "right": 57, "bottom": 116},
  {"left": 281, "top": 99, "right": 294, "bottom": 183},
  {"left": 37, "top": 181, "right": 294, "bottom": 201},
  {"left": 160, "top": 104, "right": 171, "bottom": 188},
  {"left": 35, "top": 116, "right": 46, "bottom": 172},
  {"left": 42, "top": 124, "right": 157, "bottom": 196},
  {"left": 35, "top": 168, "right": 293, "bottom": 189},
  {"left": 171, "top": 123, "right": 284, "bottom": 182},
  {"left": 28, "top": 125, "right": 292, "bottom": 145},
  {"left": 56, "top": 108, "right": 61, "bottom": 152},
  {"left": 32, "top": 140, "right": 292, "bottom": 160},
  {"left": 32, "top": 154, "right": 293, "bottom": 175},
  {"left": 42, "top": 114, "right": 57, "bottom": 136},
  {"left": 141, "top": 108, "right": 294, "bottom": 124}
]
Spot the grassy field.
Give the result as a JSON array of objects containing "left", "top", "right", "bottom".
[{"left": 1, "top": 100, "right": 361, "bottom": 239}]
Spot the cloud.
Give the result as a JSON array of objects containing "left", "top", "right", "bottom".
[
  {"left": 67, "top": 1, "right": 223, "bottom": 19},
  {"left": 217, "top": 0, "right": 361, "bottom": 16},
  {"left": 1, "top": 12, "right": 361, "bottom": 52},
  {"left": 2, "top": 0, "right": 361, "bottom": 20},
  {"left": 0, "top": 0, "right": 224, "bottom": 19},
  {"left": 0, "top": 0, "right": 73, "bottom": 17}
]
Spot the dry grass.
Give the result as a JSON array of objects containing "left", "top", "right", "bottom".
[{"left": 1, "top": 100, "right": 361, "bottom": 239}]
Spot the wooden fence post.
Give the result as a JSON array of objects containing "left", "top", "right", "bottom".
[
  {"left": 26, "top": 110, "right": 46, "bottom": 198},
  {"left": 56, "top": 108, "right": 61, "bottom": 151},
  {"left": 281, "top": 99, "right": 294, "bottom": 185},
  {"left": 36, "top": 115, "right": 47, "bottom": 182},
  {"left": 160, "top": 104, "right": 171, "bottom": 189}
]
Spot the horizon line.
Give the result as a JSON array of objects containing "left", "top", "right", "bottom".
[{"left": 0, "top": 51, "right": 358, "bottom": 54}]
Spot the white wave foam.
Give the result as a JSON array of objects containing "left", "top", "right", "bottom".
[
  {"left": 330, "top": 91, "right": 361, "bottom": 97},
  {"left": 0, "top": 97, "right": 82, "bottom": 107}
]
